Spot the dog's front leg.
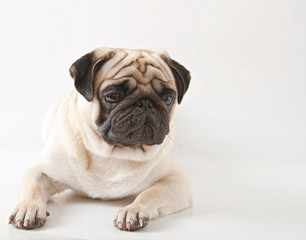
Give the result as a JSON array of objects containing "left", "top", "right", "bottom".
[
  {"left": 114, "top": 170, "right": 193, "bottom": 231},
  {"left": 9, "top": 165, "right": 66, "bottom": 229}
]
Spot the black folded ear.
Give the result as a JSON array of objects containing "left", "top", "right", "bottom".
[
  {"left": 69, "top": 50, "right": 114, "bottom": 101},
  {"left": 163, "top": 57, "right": 191, "bottom": 104}
]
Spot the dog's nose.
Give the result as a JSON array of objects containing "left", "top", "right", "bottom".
[{"left": 134, "top": 98, "right": 153, "bottom": 110}]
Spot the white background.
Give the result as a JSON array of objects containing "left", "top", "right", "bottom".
[{"left": 0, "top": 0, "right": 305, "bottom": 239}]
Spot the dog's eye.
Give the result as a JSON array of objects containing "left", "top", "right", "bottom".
[
  {"left": 105, "top": 93, "right": 121, "bottom": 103},
  {"left": 164, "top": 96, "right": 174, "bottom": 105}
]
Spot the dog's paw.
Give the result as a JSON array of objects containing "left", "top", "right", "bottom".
[
  {"left": 114, "top": 204, "right": 150, "bottom": 231},
  {"left": 9, "top": 201, "right": 49, "bottom": 229}
]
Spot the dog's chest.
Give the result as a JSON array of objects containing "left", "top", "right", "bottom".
[{"left": 71, "top": 157, "right": 157, "bottom": 199}]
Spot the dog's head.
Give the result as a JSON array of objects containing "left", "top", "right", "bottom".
[{"left": 69, "top": 48, "right": 190, "bottom": 147}]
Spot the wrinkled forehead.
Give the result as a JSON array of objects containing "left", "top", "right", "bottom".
[{"left": 95, "top": 49, "right": 175, "bottom": 90}]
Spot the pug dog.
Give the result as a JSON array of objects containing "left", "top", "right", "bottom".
[{"left": 9, "top": 47, "right": 192, "bottom": 231}]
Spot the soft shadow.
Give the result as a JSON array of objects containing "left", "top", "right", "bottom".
[
  {"left": 49, "top": 190, "right": 136, "bottom": 207},
  {"left": 45, "top": 190, "right": 136, "bottom": 229}
]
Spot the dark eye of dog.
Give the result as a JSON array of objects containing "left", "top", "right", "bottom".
[
  {"left": 158, "top": 87, "right": 176, "bottom": 106},
  {"left": 164, "top": 96, "right": 174, "bottom": 105},
  {"left": 105, "top": 93, "right": 121, "bottom": 103}
]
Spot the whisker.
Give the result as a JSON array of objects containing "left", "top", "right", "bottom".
[{"left": 166, "top": 135, "right": 182, "bottom": 149}]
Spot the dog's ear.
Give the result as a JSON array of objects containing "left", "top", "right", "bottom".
[
  {"left": 160, "top": 54, "right": 191, "bottom": 104},
  {"left": 69, "top": 50, "right": 114, "bottom": 101}
]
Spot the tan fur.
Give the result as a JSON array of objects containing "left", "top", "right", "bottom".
[{"left": 9, "top": 48, "right": 192, "bottom": 231}]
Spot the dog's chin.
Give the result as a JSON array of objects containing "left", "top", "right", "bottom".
[{"left": 101, "top": 124, "right": 166, "bottom": 148}]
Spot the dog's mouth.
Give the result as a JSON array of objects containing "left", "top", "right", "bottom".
[
  {"left": 125, "top": 123, "right": 166, "bottom": 146},
  {"left": 103, "top": 122, "right": 166, "bottom": 147},
  {"left": 126, "top": 123, "right": 153, "bottom": 140}
]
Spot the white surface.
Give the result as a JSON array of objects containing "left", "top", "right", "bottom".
[{"left": 0, "top": 0, "right": 306, "bottom": 239}]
